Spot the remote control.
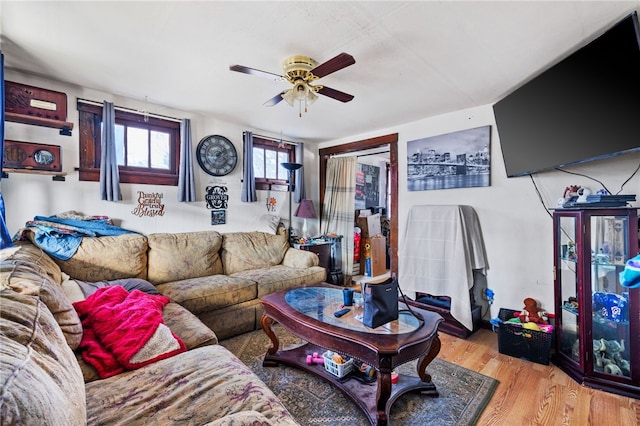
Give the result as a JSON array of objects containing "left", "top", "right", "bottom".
[{"left": 334, "top": 308, "right": 351, "bottom": 317}]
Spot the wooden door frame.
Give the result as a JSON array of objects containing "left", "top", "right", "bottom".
[{"left": 319, "top": 133, "right": 399, "bottom": 277}]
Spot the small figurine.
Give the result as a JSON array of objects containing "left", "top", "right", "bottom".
[{"left": 593, "top": 338, "right": 629, "bottom": 376}]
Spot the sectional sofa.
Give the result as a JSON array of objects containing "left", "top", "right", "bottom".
[
  {"left": 44, "top": 228, "right": 326, "bottom": 340},
  {"left": 1, "top": 228, "right": 327, "bottom": 424}
]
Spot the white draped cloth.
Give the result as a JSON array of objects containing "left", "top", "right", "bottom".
[{"left": 398, "top": 205, "right": 488, "bottom": 331}]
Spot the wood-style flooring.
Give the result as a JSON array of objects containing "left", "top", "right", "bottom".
[{"left": 437, "top": 329, "right": 640, "bottom": 425}]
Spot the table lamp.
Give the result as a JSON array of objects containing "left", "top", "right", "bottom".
[
  {"left": 295, "top": 199, "right": 317, "bottom": 239},
  {"left": 281, "top": 162, "right": 303, "bottom": 242}
]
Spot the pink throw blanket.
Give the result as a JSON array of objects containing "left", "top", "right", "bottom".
[{"left": 74, "top": 286, "right": 186, "bottom": 378}]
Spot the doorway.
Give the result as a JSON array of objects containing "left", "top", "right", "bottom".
[{"left": 319, "top": 133, "right": 399, "bottom": 279}]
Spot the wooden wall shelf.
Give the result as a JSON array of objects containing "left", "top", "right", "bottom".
[
  {"left": 5, "top": 112, "right": 73, "bottom": 136},
  {"left": 2, "top": 168, "right": 67, "bottom": 181}
]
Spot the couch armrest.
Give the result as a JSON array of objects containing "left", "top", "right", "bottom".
[
  {"left": 281, "top": 248, "right": 320, "bottom": 268},
  {"left": 163, "top": 302, "right": 218, "bottom": 348}
]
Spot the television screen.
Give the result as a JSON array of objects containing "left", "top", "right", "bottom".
[{"left": 494, "top": 11, "right": 640, "bottom": 178}]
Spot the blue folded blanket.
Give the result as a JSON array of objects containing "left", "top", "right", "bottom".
[{"left": 24, "top": 215, "right": 137, "bottom": 260}]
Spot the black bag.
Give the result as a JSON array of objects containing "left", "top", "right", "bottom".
[{"left": 363, "top": 277, "right": 399, "bottom": 328}]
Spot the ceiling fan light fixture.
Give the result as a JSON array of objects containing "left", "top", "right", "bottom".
[
  {"left": 283, "top": 82, "right": 317, "bottom": 116},
  {"left": 282, "top": 88, "right": 296, "bottom": 107},
  {"left": 306, "top": 88, "right": 318, "bottom": 105},
  {"left": 231, "top": 52, "right": 354, "bottom": 115},
  {"left": 293, "top": 82, "right": 308, "bottom": 100}
]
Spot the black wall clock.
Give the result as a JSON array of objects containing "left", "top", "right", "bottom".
[{"left": 196, "top": 135, "right": 238, "bottom": 176}]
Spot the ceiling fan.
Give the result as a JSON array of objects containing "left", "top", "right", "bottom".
[{"left": 229, "top": 52, "right": 355, "bottom": 116}]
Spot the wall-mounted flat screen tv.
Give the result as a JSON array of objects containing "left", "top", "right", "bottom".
[{"left": 494, "top": 11, "right": 640, "bottom": 178}]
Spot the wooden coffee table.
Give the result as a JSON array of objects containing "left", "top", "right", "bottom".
[{"left": 259, "top": 284, "right": 444, "bottom": 426}]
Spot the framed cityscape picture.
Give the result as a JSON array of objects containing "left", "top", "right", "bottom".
[
  {"left": 407, "top": 125, "right": 491, "bottom": 191},
  {"left": 211, "top": 210, "right": 226, "bottom": 225}
]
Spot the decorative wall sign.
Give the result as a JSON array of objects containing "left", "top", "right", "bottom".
[
  {"left": 211, "top": 210, "right": 226, "bottom": 225},
  {"left": 266, "top": 193, "right": 277, "bottom": 212},
  {"left": 205, "top": 185, "right": 229, "bottom": 210},
  {"left": 132, "top": 191, "right": 165, "bottom": 217},
  {"left": 3, "top": 140, "right": 62, "bottom": 172},
  {"left": 407, "top": 125, "right": 491, "bottom": 191}
]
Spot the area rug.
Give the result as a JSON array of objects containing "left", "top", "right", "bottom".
[{"left": 220, "top": 326, "right": 498, "bottom": 426}]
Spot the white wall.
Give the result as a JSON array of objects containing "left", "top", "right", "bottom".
[
  {"left": 2, "top": 70, "right": 321, "bottom": 238},
  {"left": 4, "top": 70, "right": 639, "bottom": 319},
  {"left": 320, "top": 104, "right": 640, "bottom": 318}
]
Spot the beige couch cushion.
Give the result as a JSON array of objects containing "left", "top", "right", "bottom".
[
  {"left": 222, "top": 232, "right": 289, "bottom": 275},
  {"left": 147, "top": 231, "right": 223, "bottom": 284},
  {"left": 85, "top": 345, "right": 298, "bottom": 425},
  {"left": 3, "top": 242, "right": 63, "bottom": 284},
  {"left": 1, "top": 246, "right": 83, "bottom": 350},
  {"left": 0, "top": 290, "right": 86, "bottom": 425},
  {"left": 231, "top": 265, "right": 328, "bottom": 298},
  {"left": 54, "top": 233, "right": 149, "bottom": 281},
  {"left": 156, "top": 275, "right": 256, "bottom": 315}
]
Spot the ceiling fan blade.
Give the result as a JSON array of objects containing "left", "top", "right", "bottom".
[
  {"left": 263, "top": 92, "right": 285, "bottom": 107},
  {"left": 311, "top": 53, "right": 355, "bottom": 78},
  {"left": 229, "top": 64, "right": 283, "bottom": 80},
  {"left": 317, "top": 86, "right": 354, "bottom": 103}
]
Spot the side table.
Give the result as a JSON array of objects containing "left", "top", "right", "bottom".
[{"left": 295, "top": 241, "right": 332, "bottom": 276}]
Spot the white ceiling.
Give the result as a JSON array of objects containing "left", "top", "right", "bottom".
[{"left": 1, "top": 1, "right": 638, "bottom": 143}]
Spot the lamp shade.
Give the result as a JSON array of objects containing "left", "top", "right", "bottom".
[
  {"left": 281, "top": 162, "right": 303, "bottom": 172},
  {"left": 295, "top": 199, "right": 317, "bottom": 219}
]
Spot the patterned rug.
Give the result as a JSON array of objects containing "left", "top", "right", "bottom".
[{"left": 220, "top": 326, "right": 498, "bottom": 426}]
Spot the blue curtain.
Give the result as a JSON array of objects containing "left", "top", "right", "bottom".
[
  {"left": 294, "top": 142, "right": 305, "bottom": 202},
  {"left": 99, "top": 101, "right": 122, "bottom": 201},
  {"left": 241, "top": 131, "right": 257, "bottom": 202},
  {"left": 177, "top": 118, "right": 196, "bottom": 202},
  {"left": 0, "top": 51, "right": 13, "bottom": 248}
]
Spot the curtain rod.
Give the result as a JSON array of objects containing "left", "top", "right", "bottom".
[
  {"left": 77, "top": 98, "right": 183, "bottom": 123},
  {"left": 247, "top": 131, "right": 299, "bottom": 146},
  {"left": 333, "top": 150, "right": 390, "bottom": 158},
  {"left": 358, "top": 150, "right": 390, "bottom": 158}
]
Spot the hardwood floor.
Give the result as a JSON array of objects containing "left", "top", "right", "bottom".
[{"left": 437, "top": 329, "right": 639, "bottom": 426}]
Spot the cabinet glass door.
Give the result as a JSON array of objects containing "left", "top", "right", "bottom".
[
  {"left": 558, "top": 215, "right": 580, "bottom": 364},
  {"left": 591, "top": 215, "right": 632, "bottom": 378}
]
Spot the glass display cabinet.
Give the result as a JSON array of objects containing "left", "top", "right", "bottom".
[{"left": 553, "top": 208, "right": 639, "bottom": 398}]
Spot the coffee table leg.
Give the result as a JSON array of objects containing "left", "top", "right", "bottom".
[
  {"left": 376, "top": 363, "right": 393, "bottom": 426},
  {"left": 417, "top": 335, "right": 441, "bottom": 383},
  {"left": 260, "top": 315, "right": 280, "bottom": 366}
]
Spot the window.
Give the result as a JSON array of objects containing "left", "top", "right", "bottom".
[
  {"left": 77, "top": 101, "right": 181, "bottom": 186},
  {"left": 252, "top": 136, "right": 295, "bottom": 191}
]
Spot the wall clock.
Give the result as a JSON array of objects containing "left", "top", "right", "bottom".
[{"left": 196, "top": 135, "right": 238, "bottom": 176}]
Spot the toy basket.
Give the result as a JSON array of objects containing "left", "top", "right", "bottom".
[
  {"left": 322, "top": 351, "right": 354, "bottom": 378},
  {"left": 497, "top": 308, "right": 553, "bottom": 365}
]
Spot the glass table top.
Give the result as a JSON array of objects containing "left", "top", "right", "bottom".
[{"left": 285, "top": 287, "right": 421, "bottom": 334}]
